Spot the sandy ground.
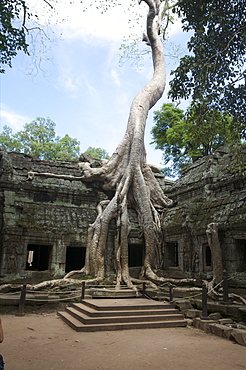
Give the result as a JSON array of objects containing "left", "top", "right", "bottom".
[{"left": 0, "top": 310, "right": 246, "bottom": 370}]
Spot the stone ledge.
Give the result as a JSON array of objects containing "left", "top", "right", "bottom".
[{"left": 193, "top": 318, "right": 246, "bottom": 346}]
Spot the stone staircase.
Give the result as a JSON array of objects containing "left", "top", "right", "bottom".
[{"left": 58, "top": 298, "right": 187, "bottom": 332}]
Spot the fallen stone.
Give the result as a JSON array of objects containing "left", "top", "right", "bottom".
[
  {"left": 208, "top": 312, "right": 221, "bottom": 320},
  {"left": 207, "top": 323, "right": 232, "bottom": 339},
  {"left": 186, "top": 309, "right": 202, "bottom": 318},
  {"left": 186, "top": 319, "right": 193, "bottom": 326},
  {"left": 218, "top": 318, "right": 233, "bottom": 325},
  {"left": 174, "top": 299, "right": 192, "bottom": 312},
  {"left": 230, "top": 329, "right": 246, "bottom": 346},
  {"left": 193, "top": 318, "right": 217, "bottom": 332}
]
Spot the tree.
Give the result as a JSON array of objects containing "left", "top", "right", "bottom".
[
  {"left": 169, "top": 0, "right": 246, "bottom": 127},
  {"left": 28, "top": 0, "right": 173, "bottom": 287},
  {"left": 26, "top": 0, "right": 246, "bottom": 288},
  {"left": 151, "top": 102, "right": 237, "bottom": 177},
  {"left": 85, "top": 147, "right": 110, "bottom": 160},
  {"left": 0, "top": 117, "right": 81, "bottom": 161},
  {"left": 0, "top": 0, "right": 29, "bottom": 73},
  {"left": 0, "top": 0, "right": 55, "bottom": 73}
]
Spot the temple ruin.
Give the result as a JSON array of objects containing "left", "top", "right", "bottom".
[{"left": 0, "top": 145, "right": 245, "bottom": 288}]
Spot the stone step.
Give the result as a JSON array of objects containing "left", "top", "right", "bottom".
[
  {"left": 71, "top": 302, "right": 178, "bottom": 317},
  {"left": 58, "top": 298, "right": 187, "bottom": 332},
  {"left": 59, "top": 311, "right": 187, "bottom": 332},
  {"left": 87, "top": 288, "right": 139, "bottom": 298},
  {"left": 81, "top": 298, "right": 175, "bottom": 311},
  {"left": 65, "top": 306, "right": 184, "bottom": 325}
]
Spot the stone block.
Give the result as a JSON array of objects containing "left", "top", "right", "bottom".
[
  {"left": 193, "top": 317, "right": 217, "bottom": 332},
  {"left": 218, "top": 318, "right": 233, "bottom": 325},
  {"left": 174, "top": 299, "right": 192, "bottom": 312},
  {"left": 186, "top": 309, "right": 202, "bottom": 318},
  {"left": 207, "top": 323, "right": 231, "bottom": 338},
  {"left": 230, "top": 329, "right": 246, "bottom": 346},
  {"left": 208, "top": 312, "right": 221, "bottom": 320}
]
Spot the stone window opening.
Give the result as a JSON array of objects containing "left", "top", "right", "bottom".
[{"left": 26, "top": 244, "right": 52, "bottom": 271}]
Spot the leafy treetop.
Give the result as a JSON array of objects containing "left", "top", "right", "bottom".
[
  {"left": 0, "top": 117, "right": 81, "bottom": 161},
  {"left": 85, "top": 146, "right": 110, "bottom": 160},
  {"left": 169, "top": 0, "right": 246, "bottom": 126},
  {"left": 151, "top": 102, "right": 239, "bottom": 177}
]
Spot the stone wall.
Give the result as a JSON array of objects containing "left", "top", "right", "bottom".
[
  {"left": 0, "top": 148, "right": 104, "bottom": 279},
  {"left": 162, "top": 145, "right": 246, "bottom": 287},
  {"left": 0, "top": 145, "right": 246, "bottom": 287}
]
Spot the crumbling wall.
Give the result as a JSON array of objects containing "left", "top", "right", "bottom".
[{"left": 162, "top": 145, "right": 246, "bottom": 287}]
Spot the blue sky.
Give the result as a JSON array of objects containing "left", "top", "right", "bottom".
[{"left": 0, "top": 1, "right": 190, "bottom": 167}]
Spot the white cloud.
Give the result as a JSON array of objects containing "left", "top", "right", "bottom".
[
  {"left": 26, "top": 0, "right": 182, "bottom": 44},
  {"left": 0, "top": 108, "right": 29, "bottom": 132},
  {"left": 111, "top": 69, "right": 121, "bottom": 86}
]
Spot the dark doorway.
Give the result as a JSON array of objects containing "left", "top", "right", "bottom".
[
  {"left": 203, "top": 245, "right": 212, "bottom": 271},
  {"left": 236, "top": 239, "right": 246, "bottom": 272},
  {"left": 26, "top": 244, "right": 51, "bottom": 271},
  {"left": 65, "top": 246, "right": 86, "bottom": 273},
  {"left": 166, "top": 242, "right": 179, "bottom": 267},
  {"left": 128, "top": 244, "right": 143, "bottom": 267}
]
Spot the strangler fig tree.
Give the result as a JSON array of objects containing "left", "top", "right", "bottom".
[{"left": 28, "top": 0, "right": 174, "bottom": 287}]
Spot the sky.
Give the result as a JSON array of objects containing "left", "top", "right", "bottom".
[{"left": 0, "top": 0, "right": 190, "bottom": 167}]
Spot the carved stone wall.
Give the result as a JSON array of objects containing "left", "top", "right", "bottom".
[
  {"left": 162, "top": 145, "right": 246, "bottom": 287},
  {"left": 0, "top": 145, "right": 245, "bottom": 287}
]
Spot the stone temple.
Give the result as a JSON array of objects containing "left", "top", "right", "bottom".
[{"left": 0, "top": 145, "right": 245, "bottom": 289}]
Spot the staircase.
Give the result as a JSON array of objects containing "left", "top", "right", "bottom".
[{"left": 58, "top": 298, "right": 187, "bottom": 332}]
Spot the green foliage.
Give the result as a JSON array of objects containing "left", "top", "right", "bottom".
[
  {"left": 0, "top": 0, "right": 29, "bottom": 73},
  {"left": 85, "top": 146, "right": 110, "bottom": 160},
  {"left": 170, "top": 0, "right": 246, "bottom": 126},
  {"left": 0, "top": 117, "right": 81, "bottom": 161},
  {"left": 151, "top": 102, "right": 239, "bottom": 177}
]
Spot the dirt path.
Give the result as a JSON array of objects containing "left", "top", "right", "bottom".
[{"left": 0, "top": 312, "right": 246, "bottom": 370}]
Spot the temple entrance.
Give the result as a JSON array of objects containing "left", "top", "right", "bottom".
[
  {"left": 203, "top": 244, "right": 212, "bottom": 271},
  {"left": 26, "top": 244, "right": 52, "bottom": 271},
  {"left": 166, "top": 242, "right": 179, "bottom": 267},
  {"left": 236, "top": 239, "right": 246, "bottom": 272},
  {"left": 128, "top": 244, "right": 143, "bottom": 267},
  {"left": 65, "top": 246, "right": 86, "bottom": 272}
]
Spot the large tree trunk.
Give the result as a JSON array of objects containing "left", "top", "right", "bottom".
[
  {"left": 28, "top": 1, "right": 173, "bottom": 287},
  {"left": 77, "top": 0, "right": 172, "bottom": 286},
  {"left": 206, "top": 223, "right": 224, "bottom": 285}
]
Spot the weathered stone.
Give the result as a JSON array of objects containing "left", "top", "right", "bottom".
[
  {"left": 0, "top": 144, "right": 246, "bottom": 287},
  {"left": 174, "top": 299, "right": 192, "bottom": 312},
  {"left": 207, "top": 323, "right": 229, "bottom": 338},
  {"left": 208, "top": 312, "right": 221, "bottom": 321},
  {"left": 186, "top": 319, "right": 194, "bottom": 326},
  {"left": 230, "top": 329, "right": 246, "bottom": 346},
  {"left": 193, "top": 317, "right": 217, "bottom": 332},
  {"left": 186, "top": 309, "right": 202, "bottom": 318},
  {"left": 218, "top": 318, "right": 234, "bottom": 325}
]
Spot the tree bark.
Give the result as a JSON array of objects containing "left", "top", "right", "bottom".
[
  {"left": 206, "top": 223, "right": 224, "bottom": 285},
  {"left": 28, "top": 1, "right": 173, "bottom": 287}
]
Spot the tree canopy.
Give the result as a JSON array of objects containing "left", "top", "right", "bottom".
[
  {"left": 85, "top": 146, "right": 110, "bottom": 160},
  {"left": 151, "top": 102, "right": 238, "bottom": 177},
  {"left": 169, "top": 0, "right": 246, "bottom": 126},
  {"left": 0, "top": 0, "right": 29, "bottom": 73},
  {"left": 0, "top": 117, "right": 81, "bottom": 161}
]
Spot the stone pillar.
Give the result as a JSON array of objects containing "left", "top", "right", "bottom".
[{"left": 50, "top": 237, "right": 67, "bottom": 277}]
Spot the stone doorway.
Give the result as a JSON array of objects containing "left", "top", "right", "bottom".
[
  {"left": 65, "top": 246, "right": 86, "bottom": 273},
  {"left": 128, "top": 244, "right": 143, "bottom": 267},
  {"left": 166, "top": 242, "right": 179, "bottom": 267},
  {"left": 235, "top": 239, "right": 246, "bottom": 272}
]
